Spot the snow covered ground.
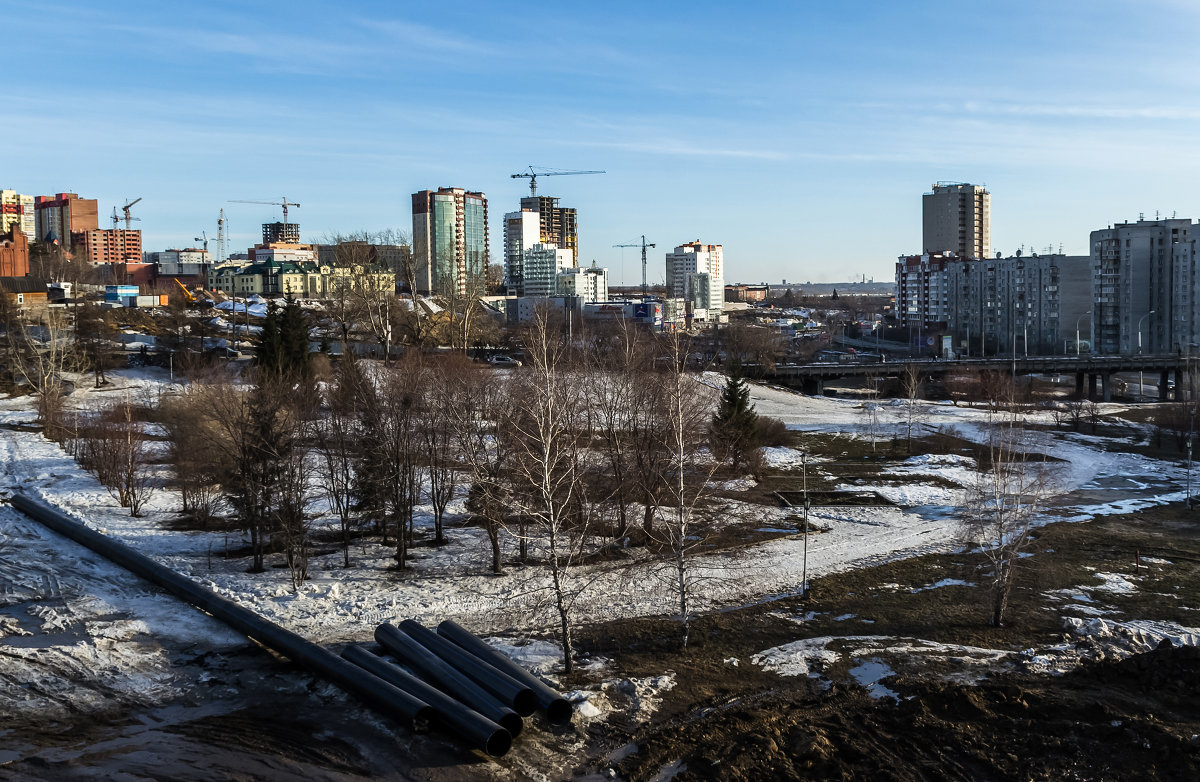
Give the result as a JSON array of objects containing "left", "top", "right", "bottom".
[{"left": 0, "top": 370, "right": 1194, "bottom": 713}]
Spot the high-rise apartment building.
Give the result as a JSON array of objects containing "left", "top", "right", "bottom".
[
  {"left": 1091, "top": 217, "right": 1199, "bottom": 354},
  {"left": 520, "top": 196, "right": 578, "bottom": 266},
  {"left": 922, "top": 182, "right": 990, "bottom": 259},
  {"left": 262, "top": 222, "right": 300, "bottom": 244},
  {"left": 0, "top": 190, "right": 35, "bottom": 239},
  {"left": 34, "top": 193, "right": 98, "bottom": 246},
  {"left": 666, "top": 241, "right": 724, "bottom": 320},
  {"left": 411, "top": 187, "right": 489, "bottom": 296},
  {"left": 897, "top": 251, "right": 1090, "bottom": 355},
  {"left": 503, "top": 208, "right": 541, "bottom": 295},
  {"left": 73, "top": 228, "right": 143, "bottom": 265}
]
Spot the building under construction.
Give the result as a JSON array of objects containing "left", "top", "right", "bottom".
[
  {"left": 262, "top": 221, "right": 300, "bottom": 244},
  {"left": 521, "top": 196, "right": 577, "bottom": 266}
]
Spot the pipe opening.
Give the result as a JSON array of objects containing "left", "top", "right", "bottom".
[
  {"left": 485, "top": 730, "right": 513, "bottom": 758},
  {"left": 546, "top": 698, "right": 574, "bottom": 726}
]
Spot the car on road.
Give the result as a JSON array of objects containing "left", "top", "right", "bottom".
[{"left": 487, "top": 354, "right": 522, "bottom": 367}]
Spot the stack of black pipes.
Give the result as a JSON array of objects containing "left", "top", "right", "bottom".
[{"left": 342, "top": 619, "right": 573, "bottom": 757}]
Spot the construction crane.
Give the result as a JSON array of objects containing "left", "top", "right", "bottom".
[
  {"left": 216, "top": 208, "right": 227, "bottom": 263},
  {"left": 229, "top": 197, "right": 300, "bottom": 225},
  {"left": 194, "top": 231, "right": 208, "bottom": 252},
  {"left": 613, "top": 235, "right": 656, "bottom": 298},
  {"left": 121, "top": 198, "right": 142, "bottom": 230},
  {"left": 511, "top": 166, "right": 604, "bottom": 197}
]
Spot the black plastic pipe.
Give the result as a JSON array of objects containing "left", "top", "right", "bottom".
[
  {"left": 375, "top": 623, "right": 524, "bottom": 738},
  {"left": 8, "top": 493, "right": 435, "bottom": 733},
  {"left": 341, "top": 644, "right": 512, "bottom": 757},
  {"left": 399, "top": 619, "right": 537, "bottom": 717},
  {"left": 437, "top": 619, "right": 574, "bottom": 725}
]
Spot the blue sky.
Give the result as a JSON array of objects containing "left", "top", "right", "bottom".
[{"left": 4, "top": 0, "right": 1200, "bottom": 284}]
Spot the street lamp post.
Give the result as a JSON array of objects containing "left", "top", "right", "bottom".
[
  {"left": 1076, "top": 311, "right": 1092, "bottom": 357},
  {"left": 1138, "top": 310, "right": 1156, "bottom": 401},
  {"left": 801, "top": 451, "right": 810, "bottom": 599},
  {"left": 1138, "top": 310, "right": 1156, "bottom": 355}
]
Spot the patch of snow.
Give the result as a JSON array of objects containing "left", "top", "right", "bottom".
[
  {"left": 1091, "top": 572, "right": 1139, "bottom": 595},
  {"left": 911, "top": 578, "right": 974, "bottom": 593}
]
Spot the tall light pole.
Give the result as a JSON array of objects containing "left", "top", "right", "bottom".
[
  {"left": 1138, "top": 310, "right": 1156, "bottom": 355},
  {"left": 1138, "top": 310, "right": 1156, "bottom": 400},
  {"left": 801, "top": 451, "right": 810, "bottom": 600},
  {"left": 1075, "top": 311, "right": 1092, "bottom": 357}
]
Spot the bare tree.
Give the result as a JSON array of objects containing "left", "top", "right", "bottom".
[
  {"left": 958, "top": 407, "right": 1052, "bottom": 627},
  {"left": 448, "top": 360, "right": 510, "bottom": 575},
  {"left": 861, "top": 372, "right": 884, "bottom": 451},
  {"left": 503, "top": 307, "right": 590, "bottom": 673},
  {"left": 312, "top": 353, "right": 366, "bottom": 566},
  {"left": 895, "top": 363, "right": 928, "bottom": 453},
  {"left": 589, "top": 320, "right": 645, "bottom": 541},
  {"left": 656, "top": 333, "right": 718, "bottom": 648},
  {"left": 424, "top": 356, "right": 462, "bottom": 545},
  {"left": 276, "top": 443, "right": 313, "bottom": 590},
  {"left": 78, "top": 396, "right": 156, "bottom": 516},
  {"left": 160, "top": 391, "right": 225, "bottom": 525},
  {"left": 7, "top": 305, "right": 78, "bottom": 440}
]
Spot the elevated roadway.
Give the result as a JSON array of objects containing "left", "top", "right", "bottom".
[{"left": 764, "top": 353, "right": 1189, "bottom": 401}]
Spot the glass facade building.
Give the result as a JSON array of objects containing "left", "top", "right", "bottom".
[{"left": 412, "top": 187, "right": 489, "bottom": 296}]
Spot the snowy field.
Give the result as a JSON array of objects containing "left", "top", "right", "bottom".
[{"left": 0, "top": 368, "right": 1194, "bottom": 721}]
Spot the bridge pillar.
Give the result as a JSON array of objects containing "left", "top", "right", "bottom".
[
  {"left": 1075, "top": 372, "right": 1084, "bottom": 398},
  {"left": 1101, "top": 372, "right": 1112, "bottom": 403},
  {"left": 802, "top": 377, "right": 825, "bottom": 396},
  {"left": 1088, "top": 373, "right": 1098, "bottom": 401},
  {"left": 1161, "top": 370, "right": 1171, "bottom": 401}
]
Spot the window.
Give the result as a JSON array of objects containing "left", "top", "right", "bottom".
[{"left": 17, "top": 294, "right": 24, "bottom": 304}]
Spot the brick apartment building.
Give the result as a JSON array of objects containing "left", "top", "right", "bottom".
[
  {"left": 34, "top": 193, "right": 98, "bottom": 246},
  {"left": 73, "top": 228, "right": 143, "bottom": 265},
  {"left": 0, "top": 228, "right": 31, "bottom": 277}
]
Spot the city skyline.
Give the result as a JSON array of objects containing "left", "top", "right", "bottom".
[{"left": 4, "top": 0, "right": 1200, "bottom": 283}]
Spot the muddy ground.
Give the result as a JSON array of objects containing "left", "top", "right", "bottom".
[
  {"left": 569, "top": 507, "right": 1200, "bottom": 781},
  {"left": 3, "top": 507, "right": 1199, "bottom": 781}
]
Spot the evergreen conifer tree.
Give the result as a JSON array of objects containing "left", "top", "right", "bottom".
[
  {"left": 257, "top": 302, "right": 283, "bottom": 375},
  {"left": 711, "top": 373, "right": 759, "bottom": 470}
]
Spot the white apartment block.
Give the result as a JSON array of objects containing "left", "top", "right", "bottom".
[
  {"left": 503, "top": 208, "right": 541, "bottom": 295},
  {"left": 0, "top": 190, "right": 35, "bottom": 239},
  {"left": 666, "top": 241, "right": 724, "bottom": 321},
  {"left": 521, "top": 243, "right": 573, "bottom": 298},
  {"left": 556, "top": 262, "right": 609, "bottom": 302}
]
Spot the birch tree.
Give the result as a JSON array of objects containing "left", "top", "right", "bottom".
[
  {"left": 504, "top": 308, "right": 589, "bottom": 673},
  {"left": 958, "top": 407, "right": 1053, "bottom": 627}
]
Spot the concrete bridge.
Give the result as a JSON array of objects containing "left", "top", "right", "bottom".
[{"left": 763, "top": 353, "right": 1190, "bottom": 401}]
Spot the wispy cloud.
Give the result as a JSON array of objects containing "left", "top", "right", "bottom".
[
  {"left": 354, "top": 18, "right": 503, "bottom": 58},
  {"left": 958, "top": 101, "right": 1200, "bottom": 121}
]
